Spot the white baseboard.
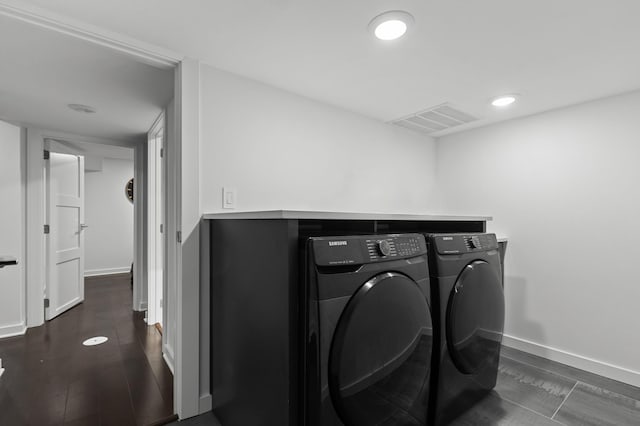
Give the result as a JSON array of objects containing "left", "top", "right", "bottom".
[
  {"left": 503, "top": 334, "right": 640, "bottom": 388},
  {"left": 199, "top": 394, "right": 212, "bottom": 414},
  {"left": 84, "top": 267, "right": 131, "bottom": 277},
  {"left": 0, "top": 322, "right": 26, "bottom": 340}
]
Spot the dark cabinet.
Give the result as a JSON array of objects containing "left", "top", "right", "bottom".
[{"left": 208, "top": 215, "right": 486, "bottom": 426}]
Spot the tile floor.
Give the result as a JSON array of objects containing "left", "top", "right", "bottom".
[
  {"left": 173, "top": 346, "right": 640, "bottom": 425},
  {"left": 452, "top": 346, "right": 640, "bottom": 425},
  {"left": 0, "top": 274, "right": 175, "bottom": 426}
]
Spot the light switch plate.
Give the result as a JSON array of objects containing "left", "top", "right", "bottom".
[{"left": 223, "top": 187, "right": 236, "bottom": 209}]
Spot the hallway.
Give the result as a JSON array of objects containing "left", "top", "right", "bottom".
[{"left": 0, "top": 274, "right": 174, "bottom": 425}]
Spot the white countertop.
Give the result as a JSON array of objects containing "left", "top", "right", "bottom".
[{"left": 203, "top": 210, "right": 492, "bottom": 221}]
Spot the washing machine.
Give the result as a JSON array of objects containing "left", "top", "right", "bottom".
[
  {"left": 426, "top": 233, "right": 505, "bottom": 425},
  {"left": 304, "top": 234, "right": 434, "bottom": 426}
]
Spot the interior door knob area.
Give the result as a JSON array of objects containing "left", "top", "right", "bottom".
[{"left": 0, "top": 256, "right": 18, "bottom": 269}]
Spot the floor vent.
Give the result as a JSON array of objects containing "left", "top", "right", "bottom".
[
  {"left": 82, "top": 336, "right": 108, "bottom": 346},
  {"left": 390, "top": 103, "right": 478, "bottom": 135}
]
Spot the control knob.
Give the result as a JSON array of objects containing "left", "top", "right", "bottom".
[{"left": 377, "top": 240, "right": 391, "bottom": 256}]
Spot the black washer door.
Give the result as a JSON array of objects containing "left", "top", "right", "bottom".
[
  {"left": 446, "top": 260, "right": 505, "bottom": 374},
  {"left": 329, "top": 272, "right": 433, "bottom": 426}
]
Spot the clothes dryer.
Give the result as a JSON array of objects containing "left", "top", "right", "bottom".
[
  {"left": 304, "top": 234, "right": 434, "bottom": 426},
  {"left": 426, "top": 233, "right": 505, "bottom": 425}
]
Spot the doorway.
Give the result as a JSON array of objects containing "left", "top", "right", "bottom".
[
  {"left": 2, "top": 135, "right": 177, "bottom": 425},
  {"left": 0, "top": 7, "right": 201, "bottom": 419},
  {"left": 43, "top": 139, "right": 137, "bottom": 320}
]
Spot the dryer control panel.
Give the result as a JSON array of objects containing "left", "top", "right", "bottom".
[
  {"left": 365, "top": 235, "right": 424, "bottom": 260},
  {"left": 312, "top": 234, "right": 427, "bottom": 266},
  {"left": 431, "top": 233, "right": 498, "bottom": 255}
]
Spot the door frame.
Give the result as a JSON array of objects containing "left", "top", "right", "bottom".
[
  {"left": 27, "top": 130, "right": 138, "bottom": 329},
  {"left": 146, "top": 112, "right": 165, "bottom": 327},
  {"left": 12, "top": 5, "right": 206, "bottom": 420}
]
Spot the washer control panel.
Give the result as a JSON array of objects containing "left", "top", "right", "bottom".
[
  {"left": 312, "top": 234, "right": 427, "bottom": 266},
  {"left": 431, "top": 233, "right": 498, "bottom": 255},
  {"left": 366, "top": 235, "right": 424, "bottom": 260}
]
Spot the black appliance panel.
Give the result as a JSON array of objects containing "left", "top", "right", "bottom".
[
  {"left": 312, "top": 234, "right": 426, "bottom": 266},
  {"left": 432, "top": 233, "right": 498, "bottom": 255}
]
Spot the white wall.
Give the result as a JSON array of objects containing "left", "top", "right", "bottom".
[
  {"left": 84, "top": 157, "right": 134, "bottom": 276},
  {"left": 199, "top": 65, "right": 438, "bottom": 214},
  {"left": 0, "top": 120, "right": 25, "bottom": 338},
  {"left": 197, "top": 64, "right": 437, "bottom": 416},
  {"left": 435, "top": 90, "right": 640, "bottom": 386}
]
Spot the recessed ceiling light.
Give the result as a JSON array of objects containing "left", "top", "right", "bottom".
[
  {"left": 491, "top": 95, "right": 518, "bottom": 107},
  {"left": 369, "top": 11, "right": 414, "bottom": 41},
  {"left": 68, "top": 103, "right": 96, "bottom": 114}
]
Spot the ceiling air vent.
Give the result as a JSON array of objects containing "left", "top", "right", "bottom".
[{"left": 390, "top": 104, "right": 478, "bottom": 135}]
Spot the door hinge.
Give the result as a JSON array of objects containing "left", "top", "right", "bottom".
[
  {"left": 176, "top": 231, "right": 182, "bottom": 243},
  {"left": 44, "top": 224, "right": 50, "bottom": 234},
  {"left": 44, "top": 298, "right": 50, "bottom": 308},
  {"left": 43, "top": 150, "right": 50, "bottom": 160},
  {"left": 160, "top": 148, "right": 164, "bottom": 158}
]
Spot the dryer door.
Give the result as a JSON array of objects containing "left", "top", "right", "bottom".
[
  {"left": 446, "top": 260, "right": 505, "bottom": 374},
  {"left": 329, "top": 272, "right": 433, "bottom": 426}
]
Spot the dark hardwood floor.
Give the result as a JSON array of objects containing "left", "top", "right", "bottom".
[{"left": 0, "top": 273, "right": 175, "bottom": 426}]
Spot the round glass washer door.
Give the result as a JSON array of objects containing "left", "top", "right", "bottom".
[
  {"left": 329, "top": 272, "right": 433, "bottom": 426},
  {"left": 446, "top": 260, "right": 505, "bottom": 374}
]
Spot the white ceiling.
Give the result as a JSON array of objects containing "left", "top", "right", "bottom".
[
  {"left": 0, "top": 12, "right": 174, "bottom": 144},
  {"left": 3, "top": 0, "right": 640, "bottom": 137}
]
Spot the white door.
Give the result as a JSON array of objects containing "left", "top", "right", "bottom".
[{"left": 45, "top": 152, "right": 85, "bottom": 320}]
